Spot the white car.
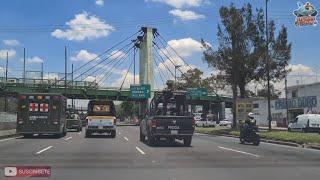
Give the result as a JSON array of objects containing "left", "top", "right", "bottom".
[
  {"left": 288, "top": 114, "right": 320, "bottom": 133},
  {"left": 219, "top": 119, "right": 232, "bottom": 126},
  {"left": 196, "top": 119, "right": 216, "bottom": 127}
]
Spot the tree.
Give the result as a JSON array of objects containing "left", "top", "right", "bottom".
[
  {"left": 201, "top": 3, "right": 291, "bottom": 127},
  {"left": 118, "top": 101, "right": 139, "bottom": 118},
  {"left": 177, "top": 68, "right": 226, "bottom": 94},
  {"left": 176, "top": 68, "right": 203, "bottom": 90}
]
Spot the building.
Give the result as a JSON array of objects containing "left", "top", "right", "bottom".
[{"left": 252, "top": 82, "right": 320, "bottom": 127}]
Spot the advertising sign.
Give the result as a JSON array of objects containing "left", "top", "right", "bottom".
[{"left": 293, "top": 1, "right": 318, "bottom": 26}]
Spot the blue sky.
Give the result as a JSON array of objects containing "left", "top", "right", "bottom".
[{"left": 0, "top": 0, "right": 319, "bottom": 88}]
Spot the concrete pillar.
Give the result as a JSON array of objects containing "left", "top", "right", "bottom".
[{"left": 139, "top": 27, "right": 156, "bottom": 117}]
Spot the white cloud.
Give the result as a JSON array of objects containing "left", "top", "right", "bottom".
[
  {"left": 26, "top": 56, "right": 44, "bottom": 64},
  {"left": 162, "top": 38, "right": 203, "bottom": 58},
  {"left": 3, "top": 40, "right": 20, "bottom": 46},
  {"left": 71, "top": 50, "right": 99, "bottom": 62},
  {"left": 95, "top": 0, "right": 104, "bottom": 6},
  {"left": 44, "top": 73, "right": 59, "bottom": 80},
  {"left": 169, "top": 9, "right": 205, "bottom": 21},
  {"left": 51, "top": 12, "right": 115, "bottom": 41},
  {"left": 0, "top": 49, "right": 16, "bottom": 59},
  {"left": 111, "top": 72, "right": 139, "bottom": 88},
  {"left": 146, "top": 0, "right": 209, "bottom": 8},
  {"left": 83, "top": 76, "right": 97, "bottom": 82},
  {"left": 109, "top": 50, "right": 126, "bottom": 59}
]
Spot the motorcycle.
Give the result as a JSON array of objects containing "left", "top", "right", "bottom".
[{"left": 239, "top": 127, "right": 260, "bottom": 146}]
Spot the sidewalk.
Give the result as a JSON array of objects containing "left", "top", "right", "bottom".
[{"left": 0, "top": 129, "right": 17, "bottom": 139}]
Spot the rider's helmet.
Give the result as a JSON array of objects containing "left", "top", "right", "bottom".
[{"left": 248, "top": 112, "right": 254, "bottom": 119}]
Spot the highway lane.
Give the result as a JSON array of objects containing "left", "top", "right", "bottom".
[{"left": 0, "top": 126, "right": 319, "bottom": 180}]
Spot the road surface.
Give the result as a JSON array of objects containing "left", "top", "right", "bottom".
[{"left": 0, "top": 126, "right": 320, "bottom": 180}]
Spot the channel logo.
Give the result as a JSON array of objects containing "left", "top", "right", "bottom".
[
  {"left": 4, "top": 167, "right": 17, "bottom": 177},
  {"left": 4, "top": 166, "right": 51, "bottom": 178}
]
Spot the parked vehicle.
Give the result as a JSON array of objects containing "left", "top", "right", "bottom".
[
  {"left": 85, "top": 100, "right": 117, "bottom": 138},
  {"left": 195, "top": 119, "right": 216, "bottom": 127},
  {"left": 16, "top": 93, "right": 67, "bottom": 138},
  {"left": 219, "top": 119, "right": 232, "bottom": 126},
  {"left": 140, "top": 83, "right": 195, "bottom": 147},
  {"left": 288, "top": 114, "right": 320, "bottom": 133},
  {"left": 66, "top": 114, "right": 82, "bottom": 132}
]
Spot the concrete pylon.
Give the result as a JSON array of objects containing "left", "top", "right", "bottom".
[{"left": 139, "top": 27, "right": 157, "bottom": 117}]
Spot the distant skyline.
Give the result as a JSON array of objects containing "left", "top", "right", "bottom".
[{"left": 0, "top": 0, "right": 319, "bottom": 90}]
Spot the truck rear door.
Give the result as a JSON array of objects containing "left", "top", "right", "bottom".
[{"left": 151, "top": 116, "right": 194, "bottom": 135}]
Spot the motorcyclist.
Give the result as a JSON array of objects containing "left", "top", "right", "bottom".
[{"left": 240, "top": 113, "right": 258, "bottom": 138}]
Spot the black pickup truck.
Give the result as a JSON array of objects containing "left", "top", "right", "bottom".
[{"left": 139, "top": 89, "right": 195, "bottom": 146}]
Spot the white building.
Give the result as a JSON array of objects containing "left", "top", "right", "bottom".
[{"left": 252, "top": 82, "right": 320, "bottom": 127}]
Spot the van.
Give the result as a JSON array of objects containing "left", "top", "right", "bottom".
[{"left": 288, "top": 114, "right": 320, "bottom": 133}]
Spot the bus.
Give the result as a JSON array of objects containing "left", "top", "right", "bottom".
[
  {"left": 16, "top": 93, "right": 67, "bottom": 138},
  {"left": 85, "top": 100, "right": 117, "bottom": 138}
]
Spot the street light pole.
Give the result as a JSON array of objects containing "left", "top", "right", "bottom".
[
  {"left": 174, "top": 65, "right": 181, "bottom": 86},
  {"left": 266, "top": 0, "right": 272, "bottom": 131}
]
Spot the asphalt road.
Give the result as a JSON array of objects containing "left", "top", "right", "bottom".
[{"left": 0, "top": 126, "right": 320, "bottom": 180}]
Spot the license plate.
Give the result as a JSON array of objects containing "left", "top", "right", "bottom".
[
  {"left": 98, "top": 126, "right": 103, "bottom": 129},
  {"left": 171, "top": 130, "right": 178, "bottom": 135}
]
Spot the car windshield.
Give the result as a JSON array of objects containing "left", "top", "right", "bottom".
[{"left": 2, "top": 1, "right": 320, "bottom": 180}]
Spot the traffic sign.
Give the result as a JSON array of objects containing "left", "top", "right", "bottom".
[
  {"left": 187, "top": 88, "right": 208, "bottom": 98},
  {"left": 130, "top": 84, "right": 151, "bottom": 99}
]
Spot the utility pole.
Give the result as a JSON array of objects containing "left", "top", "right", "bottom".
[
  {"left": 4, "top": 52, "right": 9, "bottom": 112},
  {"left": 266, "top": 0, "right": 272, "bottom": 131},
  {"left": 23, "top": 48, "right": 26, "bottom": 84},
  {"left": 133, "top": 47, "right": 136, "bottom": 85},
  {"left": 5, "top": 52, "right": 8, "bottom": 82},
  {"left": 41, "top": 61, "right": 44, "bottom": 84},
  {"left": 71, "top": 63, "right": 74, "bottom": 108},
  {"left": 285, "top": 65, "right": 289, "bottom": 126},
  {"left": 64, "top": 46, "right": 67, "bottom": 94},
  {"left": 174, "top": 65, "right": 181, "bottom": 86}
]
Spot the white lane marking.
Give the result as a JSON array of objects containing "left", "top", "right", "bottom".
[
  {"left": 65, "top": 137, "right": 72, "bottom": 141},
  {"left": 136, "top": 146, "right": 146, "bottom": 155},
  {"left": 0, "top": 137, "right": 17, "bottom": 142},
  {"left": 118, "top": 132, "right": 121, "bottom": 135},
  {"left": 123, "top": 137, "right": 129, "bottom": 141},
  {"left": 36, "top": 146, "right": 53, "bottom": 155},
  {"left": 218, "top": 146, "right": 260, "bottom": 157},
  {"left": 77, "top": 132, "right": 81, "bottom": 135}
]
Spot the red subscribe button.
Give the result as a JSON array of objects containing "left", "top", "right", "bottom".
[{"left": 4, "top": 166, "right": 51, "bottom": 177}]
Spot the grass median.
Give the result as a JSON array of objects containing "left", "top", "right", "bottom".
[{"left": 195, "top": 127, "right": 320, "bottom": 145}]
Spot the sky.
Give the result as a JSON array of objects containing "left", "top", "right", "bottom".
[{"left": 0, "top": 0, "right": 320, "bottom": 92}]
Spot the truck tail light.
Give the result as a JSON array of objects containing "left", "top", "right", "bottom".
[
  {"left": 114, "top": 119, "right": 117, "bottom": 125},
  {"left": 18, "top": 118, "right": 24, "bottom": 124},
  {"left": 18, "top": 95, "right": 27, "bottom": 100},
  {"left": 192, "top": 118, "right": 196, "bottom": 128},
  {"left": 150, "top": 120, "right": 157, "bottom": 128}
]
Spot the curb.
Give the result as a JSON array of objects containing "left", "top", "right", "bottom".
[
  {"left": 195, "top": 132, "right": 319, "bottom": 150},
  {"left": 0, "top": 129, "right": 18, "bottom": 139}
]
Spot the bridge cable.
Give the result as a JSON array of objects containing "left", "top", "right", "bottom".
[
  {"left": 96, "top": 47, "right": 134, "bottom": 86},
  {"left": 153, "top": 42, "right": 184, "bottom": 74},
  {"left": 73, "top": 41, "right": 135, "bottom": 82},
  {"left": 153, "top": 54, "right": 166, "bottom": 86},
  {"left": 155, "top": 32, "right": 193, "bottom": 70},
  {"left": 119, "top": 57, "right": 134, "bottom": 91},
  {"left": 152, "top": 45, "right": 175, "bottom": 77},
  {"left": 59, "top": 30, "right": 141, "bottom": 82},
  {"left": 96, "top": 46, "right": 135, "bottom": 86},
  {"left": 79, "top": 43, "right": 135, "bottom": 82}
]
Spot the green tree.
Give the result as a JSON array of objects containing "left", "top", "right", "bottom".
[{"left": 201, "top": 3, "right": 291, "bottom": 127}]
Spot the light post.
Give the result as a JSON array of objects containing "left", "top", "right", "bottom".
[
  {"left": 174, "top": 65, "right": 182, "bottom": 86},
  {"left": 265, "top": 0, "right": 272, "bottom": 131}
]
